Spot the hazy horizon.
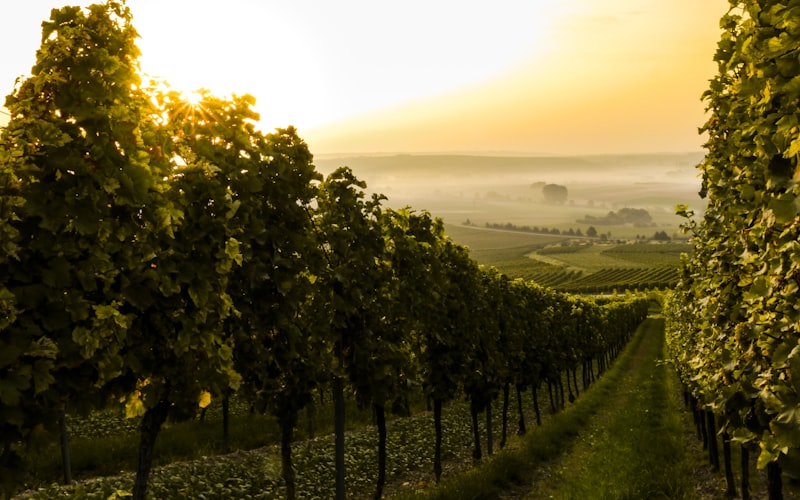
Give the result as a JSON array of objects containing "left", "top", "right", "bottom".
[
  {"left": 312, "top": 149, "right": 706, "bottom": 160},
  {"left": 313, "top": 151, "right": 706, "bottom": 237}
]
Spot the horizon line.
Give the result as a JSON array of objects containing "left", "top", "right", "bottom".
[{"left": 312, "top": 150, "right": 706, "bottom": 159}]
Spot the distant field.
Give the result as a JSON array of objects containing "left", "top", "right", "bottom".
[
  {"left": 444, "top": 224, "right": 568, "bottom": 250},
  {"left": 529, "top": 244, "right": 645, "bottom": 273},
  {"left": 443, "top": 224, "right": 565, "bottom": 279},
  {"left": 526, "top": 241, "right": 690, "bottom": 292},
  {"left": 602, "top": 242, "right": 690, "bottom": 267},
  {"left": 443, "top": 223, "right": 689, "bottom": 292},
  {"left": 529, "top": 242, "right": 691, "bottom": 273}
]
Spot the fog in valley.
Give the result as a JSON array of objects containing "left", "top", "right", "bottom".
[{"left": 314, "top": 152, "right": 706, "bottom": 238}]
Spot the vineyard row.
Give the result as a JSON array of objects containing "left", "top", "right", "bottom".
[
  {"left": 665, "top": 2, "right": 800, "bottom": 499},
  {"left": 0, "top": 4, "right": 653, "bottom": 500},
  {"left": 530, "top": 266, "right": 678, "bottom": 293}
]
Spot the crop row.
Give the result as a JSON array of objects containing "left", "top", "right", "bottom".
[
  {"left": 530, "top": 266, "right": 678, "bottom": 293},
  {"left": 527, "top": 269, "right": 584, "bottom": 288}
]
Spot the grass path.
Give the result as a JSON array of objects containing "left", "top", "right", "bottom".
[
  {"left": 522, "top": 316, "right": 692, "bottom": 499},
  {"left": 413, "top": 317, "right": 698, "bottom": 499}
]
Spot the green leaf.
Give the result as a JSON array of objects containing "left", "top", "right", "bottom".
[
  {"left": 225, "top": 237, "right": 242, "bottom": 266},
  {"left": 772, "top": 341, "right": 794, "bottom": 367},
  {"left": 743, "top": 276, "right": 770, "bottom": 303},
  {"left": 740, "top": 184, "right": 756, "bottom": 202},
  {"left": 125, "top": 392, "right": 146, "bottom": 419},
  {"left": 31, "top": 359, "right": 55, "bottom": 394},
  {"left": 768, "top": 195, "right": 798, "bottom": 225},
  {"left": 0, "top": 342, "right": 25, "bottom": 370},
  {"left": 94, "top": 303, "right": 118, "bottom": 320},
  {"left": 786, "top": 137, "right": 800, "bottom": 158},
  {"left": 775, "top": 405, "right": 800, "bottom": 427},
  {"left": 757, "top": 446, "right": 777, "bottom": 470}
]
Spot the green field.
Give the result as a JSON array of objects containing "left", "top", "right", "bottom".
[
  {"left": 442, "top": 224, "right": 565, "bottom": 280},
  {"left": 442, "top": 224, "right": 690, "bottom": 292},
  {"left": 443, "top": 224, "right": 569, "bottom": 255},
  {"left": 533, "top": 241, "right": 689, "bottom": 272}
]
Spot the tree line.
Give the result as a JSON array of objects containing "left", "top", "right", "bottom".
[
  {"left": 665, "top": 2, "right": 800, "bottom": 499},
  {"left": 482, "top": 221, "right": 586, "bottom": 236},
  {"left": 577, "top": 207, "right": 654, "bottom": 227},
  {"left": 0, "top": 3, "right": 649, "bottom": 499}
]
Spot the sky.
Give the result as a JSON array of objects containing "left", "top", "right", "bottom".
[{"left": 0, "top": 0, "right": 729, "bottom": 155}]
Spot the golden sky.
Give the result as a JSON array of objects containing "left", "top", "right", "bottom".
[{"left": 1, "top": 0, "right": 728, "bottom": 155}]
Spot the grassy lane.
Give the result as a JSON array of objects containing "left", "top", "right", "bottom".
[
  {"left": 412, "top": 317, "right": 695, "bottom": 500},
  {"left": 524, "top": 316, "right": 693, "bottom": 499}
]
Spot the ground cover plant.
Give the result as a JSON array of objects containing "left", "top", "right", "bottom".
[
  {"left": 14, "top": 364, "right": 619, "bottom": 499},
  {"left": 21, "top": 395, "right": 382, "bottom": 485},
  {"left": 524, "top": 317, "right": 692, "bottom": 499}
]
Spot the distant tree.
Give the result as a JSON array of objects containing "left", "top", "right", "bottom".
[
  {"left": 652, "top": 230, "right": 671, "bottom": 241},
  {"left": 578, "top": 208, "right": 652, "bottom": 226},
  {"left": 542, "top": 184, "right": 568, "bottom": 204},
  {"left": 617, "top": 207, "right": 653, "bottom": 226},
  {"left": 586, "top": 226, "right": 598, "bottom": 238}
]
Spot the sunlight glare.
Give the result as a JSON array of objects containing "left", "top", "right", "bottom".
[{"left": 183, "top": 90, "right": 203, "bottom": 107}]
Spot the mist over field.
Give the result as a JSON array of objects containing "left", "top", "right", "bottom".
[{"left": 314, "top": 152, "right": 706, "bottom": 239}]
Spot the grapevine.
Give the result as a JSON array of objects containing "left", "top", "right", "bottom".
[{"left": 665, "top": 2, "right": 800, "bottom": 497}]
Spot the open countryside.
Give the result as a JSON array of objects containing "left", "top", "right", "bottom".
[
  {"left": 316, "top": 153, "right": 699, "bottom": 292},
  {"left": 4, "top": 1, "right": 800, "bottom": 500}
]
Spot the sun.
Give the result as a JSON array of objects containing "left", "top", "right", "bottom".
[
  {"left": 182, "top": 90, "right": 204, "bottom": 107},
  {"left": 174, "top": 88, "right": 211, "bottom": 122}
]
